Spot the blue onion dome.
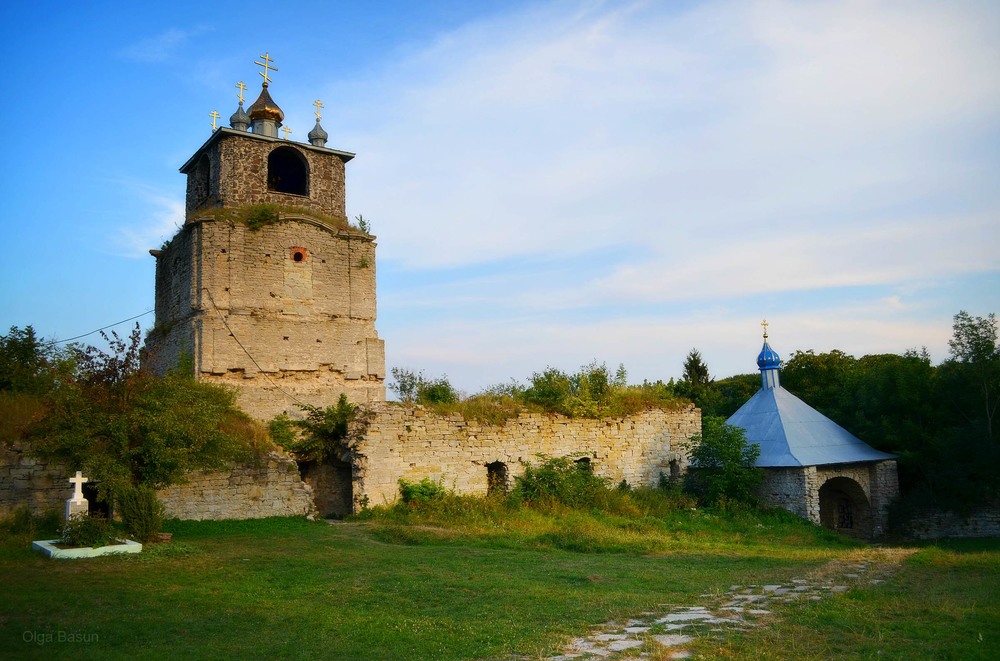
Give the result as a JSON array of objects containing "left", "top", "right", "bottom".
[{"left": 757, "top": 339, "right": 781, "bottom": 370}]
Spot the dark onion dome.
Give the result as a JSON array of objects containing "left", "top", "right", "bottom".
[
  {"left": 230, "top": 102, "right": 251, "bottom": 130},
  {"left": 308, "top": 119, "right": 328, "bottom": 145},
  {"left": 247, "top": 83, "right": 284, "bottom": 123},
  {"left": 757, "top": 340, "right": 781, "bottom": 370}
]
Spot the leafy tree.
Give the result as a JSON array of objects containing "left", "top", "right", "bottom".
[
  {"left": 710, "top": 373, "right": 760, "bottom": 418},
  {"left": 389, "top": 368, "right": 459, "bottom": 405},
  {"left": 30, "top": 325, "right": 261, "bottom": 505},
  {"left": 0, "top": 325, "right": 73, "bottom": 395},
  {"left": 945, "top": 311, "right": 999, "bottom": 443},
  {"left": 389, "top": 367, "right": 421, "bottom": 403},
  {"left": 683, "top": 416, "right": 762, "bottom": 507},
  {"left": 524, "top": 367, "right": 572, "bottom": 411}
]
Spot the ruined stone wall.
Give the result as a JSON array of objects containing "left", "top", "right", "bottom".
[
  {"left": 146, "top": 216, "right": 385, "bottom": 419},
  {"left": 1, "top": 443, "right": 315, "bottom": 522},
  {"left": 902, "top": 504, "right": 1000, "bottom": 539},
  {"left": 0, "top": 443, "right": 68, "bottom": 518},
  {"left": 346, "top": 403, "right": 701, "bottom": 511},
  {"left": 156, "top": 452, "right": 315, "bottom": 520}
]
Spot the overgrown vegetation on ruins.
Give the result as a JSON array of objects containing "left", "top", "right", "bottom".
[
  {"left": 0, "top": 324, "right": 267, "bottom": 541},
  {"left": 389, "top": 361, "right": 688, "bottom": 425}
]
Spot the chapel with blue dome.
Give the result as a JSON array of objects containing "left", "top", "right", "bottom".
[{"left": 725, "top": 323, "right": 899, "bottom": 539}]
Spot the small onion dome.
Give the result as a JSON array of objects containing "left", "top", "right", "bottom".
[
  {"left": 230, "top": 102, "right": 251, "bottom": 130},
  {"left": 757, "top": 340, "right": 781, "bottom": 370},
  {"left": 247, "top": 83, "right": 284, "bottom": 123},
  {"left": 308, "top": 118, "right": 328, "bottom": 146}
]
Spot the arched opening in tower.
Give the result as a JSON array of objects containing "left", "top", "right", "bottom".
[
  {"left": 267, "top": 146, "right": 309, "bottom": 196},
  {"left": 818, "top": 476, "right": 872, "bottom": 539}
]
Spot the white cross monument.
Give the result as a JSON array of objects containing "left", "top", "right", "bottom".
[{"left": 66, "top": 471, "right": 89, "bottom": 520}]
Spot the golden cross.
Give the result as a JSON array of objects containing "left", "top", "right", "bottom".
[
  {"left": 209, "top": 110, "right": 220, "bottom": 130},
  {"left": 236, "top": 81, "right": 248, "bottom": 104},
  {"left": 282, "top": 126, "right": 292, "bottom": 140},
  {"left": 254, "top": 52, "right": 278, "bottom": 84},
  {"left": 313, "top": 99, "right": 324, "bottom": 120},
  {"left": 761, "top": 319, "right": 769, "bottom": 339}
]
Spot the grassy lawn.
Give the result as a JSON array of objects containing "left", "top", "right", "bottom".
[
  {"left": 1, "top": 508, "right": 997, "bottom": 660},
  {"left": 687, "top": 539, "right": 1000, "bottom": 660}
]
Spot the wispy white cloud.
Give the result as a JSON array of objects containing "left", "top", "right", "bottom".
[
  {"left": 120, "top": 26, "right": 213, "bottom": 63},
  {"left": 345, "top": 0, "right": 1000, "bottom": 275},
  {"left": 113, "top": 185, "right": 183, "bottom": 258}
]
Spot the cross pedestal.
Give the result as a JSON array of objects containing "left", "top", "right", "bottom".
[{"left": 65, "top": 471, "right": 89, "bottom": 520}]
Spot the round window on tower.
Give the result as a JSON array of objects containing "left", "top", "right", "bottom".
[{"left": 290, "top": 247, "right": 308, "bottom": 263}]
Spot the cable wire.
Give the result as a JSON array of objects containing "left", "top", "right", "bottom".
[
  {"left": 41, "top": 309, "right": 155, "bottom": 346},
  {"left": 203, "top": 288, "right": 308, "bottom": 408}
]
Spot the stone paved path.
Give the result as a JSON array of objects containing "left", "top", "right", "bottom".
[{"left": 543, "top": 548, "right": 916, "bottom": 660}]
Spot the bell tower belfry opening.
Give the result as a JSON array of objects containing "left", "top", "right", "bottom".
[{"left": 144, "top": 53, "right": 386, "bottom": 420}]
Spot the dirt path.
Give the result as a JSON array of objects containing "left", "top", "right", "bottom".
[{"left": 545, "top": 547, "right": 917, "bottom": 660}]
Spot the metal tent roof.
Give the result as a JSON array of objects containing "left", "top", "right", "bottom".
[{"left": 726, "top": 385, "right": 896, "bottom": 468}]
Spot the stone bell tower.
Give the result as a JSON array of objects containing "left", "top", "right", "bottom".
[{"left": 145, "top": 54, "right": 386, "bottom": 420}]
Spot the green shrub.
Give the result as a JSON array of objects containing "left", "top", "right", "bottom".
[
  {"left": 282, "top": 395, "right": 355, "bottom": 463},
  {"left": 398, "top": 477, "right": 447, "bottom": 503},
  {"left": 513, "top": 455, "right": 609, "bottom": 509},
  {"left": 61, "top": 513, "right": 118, "bottom": 548},
  {"left": 116, "top": 484, "right": 165, "bottom": 543},
  {"left": 683, "top": 416, "right": 763, "bottom": 507},
  {"left": 243, "top": 203, "right": 281, "bottom": 231}
]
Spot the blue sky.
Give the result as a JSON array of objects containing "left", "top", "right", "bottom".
[{"left": 2, "top": 0, "right": 998, "bottom": 394}]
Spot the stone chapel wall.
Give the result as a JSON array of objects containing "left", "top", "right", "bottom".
[{"left": 345, "top": 403, "right": 701, "bottom": 511}]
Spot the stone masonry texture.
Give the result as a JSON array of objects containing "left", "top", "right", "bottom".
[{"left": 339, "top": 403, "right": 701, "bottom": 512}]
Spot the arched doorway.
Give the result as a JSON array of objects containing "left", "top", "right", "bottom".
[{"left": 818, "top": 476, "right": 872, "bottom": 539}]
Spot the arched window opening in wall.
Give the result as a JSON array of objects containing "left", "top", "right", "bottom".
[
  {"left": 574, "top": 456, "right": 593, "bottom": 473},
  {"left": 191, "top": 154, "right": 211, "bottom": 206},
  {"left": 290, "top": 246, "right": 308, "bottom": 263},
  {"left": 486, "top": 461, "right": 508, "bottom": 496},
  {"left": 268, "top": 146, "right": 309, "bottom": 196}
]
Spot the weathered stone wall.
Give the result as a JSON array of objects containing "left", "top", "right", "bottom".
[
  {"left": 0, "top": 443, "right": 68, "bottom": 518},
  {"left": 902, "top": 504, "right": 1000, "bottom": 539},
  {"left": 342, "top": 403, "right": 701, "bottom": 511},
  {"left": 1, "top": 443, "right": 315, "bottom": 522},
  {"left": 146, "top": 215, "right": 385, "bottom": 419},
  {"left": 156, "top": 452, "right": 316, "bottom": 520}
]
